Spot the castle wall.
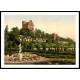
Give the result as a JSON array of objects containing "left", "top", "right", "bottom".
[{"left": 22, "top": 20, "right": 34, "bottom": 32}]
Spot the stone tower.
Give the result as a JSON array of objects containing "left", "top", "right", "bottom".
[{"left": 22, "top": 20, "right": 34, "bottom": 32}]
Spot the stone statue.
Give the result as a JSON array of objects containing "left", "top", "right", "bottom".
[
  {"left": 18, "top": 43, "right": 22, "bottom": 61},
  {"left": 19, "top": 43, "right": 22, "bottom": 53}
]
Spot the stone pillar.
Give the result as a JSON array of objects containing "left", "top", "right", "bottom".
[{"left": 18, "top": 53, "right": 22, "bottom": 61}]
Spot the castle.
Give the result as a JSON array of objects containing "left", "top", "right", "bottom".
[
  {"left": 22, "top": 20, "right": 60, "bottom": 42},
  {"left": 22, "top": 20, "right": 34, "bottom": 32}
]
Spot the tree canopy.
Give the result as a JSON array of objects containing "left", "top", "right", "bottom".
[{"left": 4, "top": 26, "right": 75, "bottom": 49}]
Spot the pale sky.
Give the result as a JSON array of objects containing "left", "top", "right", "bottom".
[{"left": 4, "top": 15, "right": 76, "bottom": 41}]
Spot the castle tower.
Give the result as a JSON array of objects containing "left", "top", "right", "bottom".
[
  {"left": 22, "top": 20, "right": 34, "bottom": 32},
  {"left": 28, "top": 20, "right": 34, "bottom": 31}
]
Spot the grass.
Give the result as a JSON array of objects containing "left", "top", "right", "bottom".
[
  {"left": 5, "top": 52, "right": 75, "bottom": 65},
  {"left": 22, "top": 52, "right": 38, "bottom": 57}
]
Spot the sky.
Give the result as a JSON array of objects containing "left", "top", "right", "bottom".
[{"left": 4, "top": 15, "right": 76, "bottom": 41}]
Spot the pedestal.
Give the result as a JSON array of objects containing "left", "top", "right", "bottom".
[{"left": 18, "top": 53, "right": 22, "bottom": 61}]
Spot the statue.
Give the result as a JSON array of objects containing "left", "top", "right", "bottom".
[
  {"left": 19, "top": 43, "right": 22, "bottom": 53},
  {"left": 18, "top": 43, "right": 22, "bottom": 61}
]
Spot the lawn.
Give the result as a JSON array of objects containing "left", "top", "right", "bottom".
[{"left": 5, "top": 52, "right": 75, "bottom": 65}]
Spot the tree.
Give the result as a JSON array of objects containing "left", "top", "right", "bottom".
[
  {"left": 9, "top": 27, "right": 20, "bottom": 41},
  {"left": 20, "top": 28, "right": 34, "bottom": 40},
  {"left": 11, "top": 27, "right": 20, "bottom": 37},
  {"left": 45, "top": 33, "right": 49, "bottom": 39},
  {"left": 66, "top": 38, "right": 75, "bottom": 44},
  {"left": 35, "top": 43, "right": 42, "bottom": 50},
  {"left": 35, "top": 28, "right": 42, "bottom": 38},
  {"left": 4, "top": 25, "right": 9, "bottom": 40},
  {"left": 42, "top": 43, "right": 46, "bottom": 50},
  {"left": 20, "top": 28, "right": 29, "bottom": 37},
  {"left": 5, "top": 25, "right": 8, "bottom": 34},
  {"left": 41, "top": 31, "right": 46, "bottom": 39},
  {"left": 8, "top": 27, "right": 21, "bottom": 48}
]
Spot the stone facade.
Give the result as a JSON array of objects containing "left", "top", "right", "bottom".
[{"left": 22, "top": 20, "right": 34, "bottom": 32}]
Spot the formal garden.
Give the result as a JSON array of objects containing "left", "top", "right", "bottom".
[{"left": 4, "top": 26, "right": 76, "bottom": 64}]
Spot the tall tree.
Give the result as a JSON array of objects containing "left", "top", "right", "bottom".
[{"left": 4, "top": 25, "right": 9, "bottom": 40}]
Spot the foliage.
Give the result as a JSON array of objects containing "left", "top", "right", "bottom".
[{"left": 4, "top": 26, "right": 76, "bottom": 53}]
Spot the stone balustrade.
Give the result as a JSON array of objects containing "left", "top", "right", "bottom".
[{"left": 33, "top": 47, "right": 75, "bottom": 51}]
